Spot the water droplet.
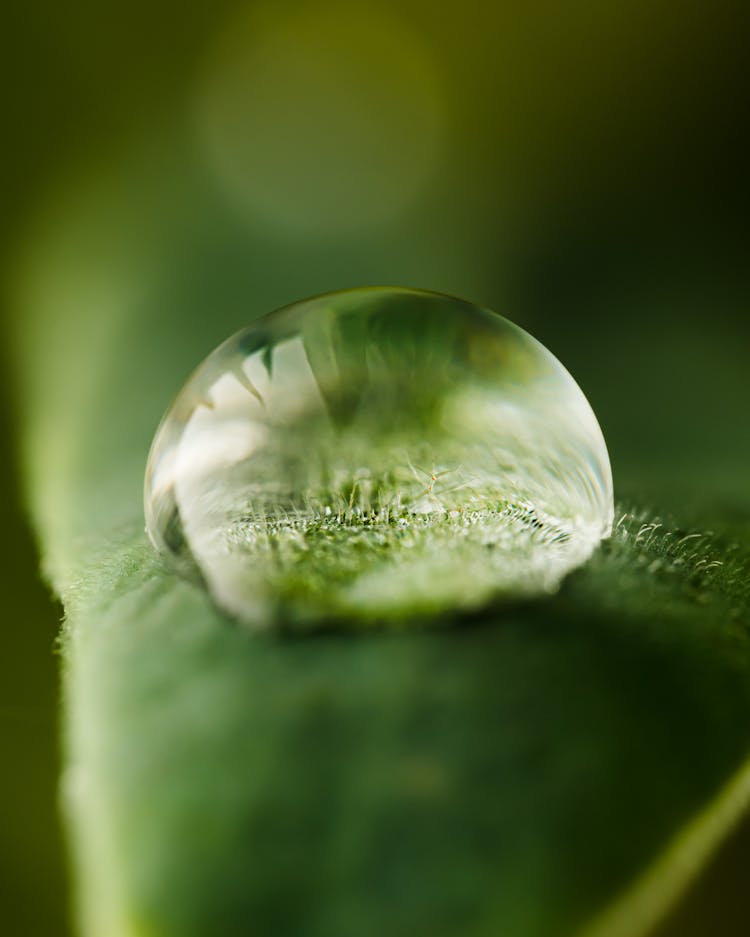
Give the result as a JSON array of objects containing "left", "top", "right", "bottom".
[{"left": 145, "top": 288, "right": 613, "bottom": 629}]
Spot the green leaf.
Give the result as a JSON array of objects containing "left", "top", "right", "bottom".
[{"left": 11, "top": 153, "right": 750, "bottom": 937}]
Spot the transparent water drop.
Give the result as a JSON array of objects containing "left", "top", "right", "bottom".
[{"left": 145, "top": 288, "right": 613, "bottom": 629}]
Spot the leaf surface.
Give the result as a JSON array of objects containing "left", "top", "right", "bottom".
[{"left": 12, "top": 153, "right": 750, "bottom": 937}]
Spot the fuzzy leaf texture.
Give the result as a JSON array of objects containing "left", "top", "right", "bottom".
[{"left": 10, "top": 150, "right": 750, "bottom": 937}]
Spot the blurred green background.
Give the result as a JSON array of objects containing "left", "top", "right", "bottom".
[{"left": 1, "top": 1, "right": 748, "bottom": 935}]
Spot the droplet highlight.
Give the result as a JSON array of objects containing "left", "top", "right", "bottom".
[{"left": 145, "top": 288, "right": 613, "bottom": 629}]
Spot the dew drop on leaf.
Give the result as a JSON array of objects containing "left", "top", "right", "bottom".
[{"left": 144, "top": 288, "right": 614, "bottom": 629}]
